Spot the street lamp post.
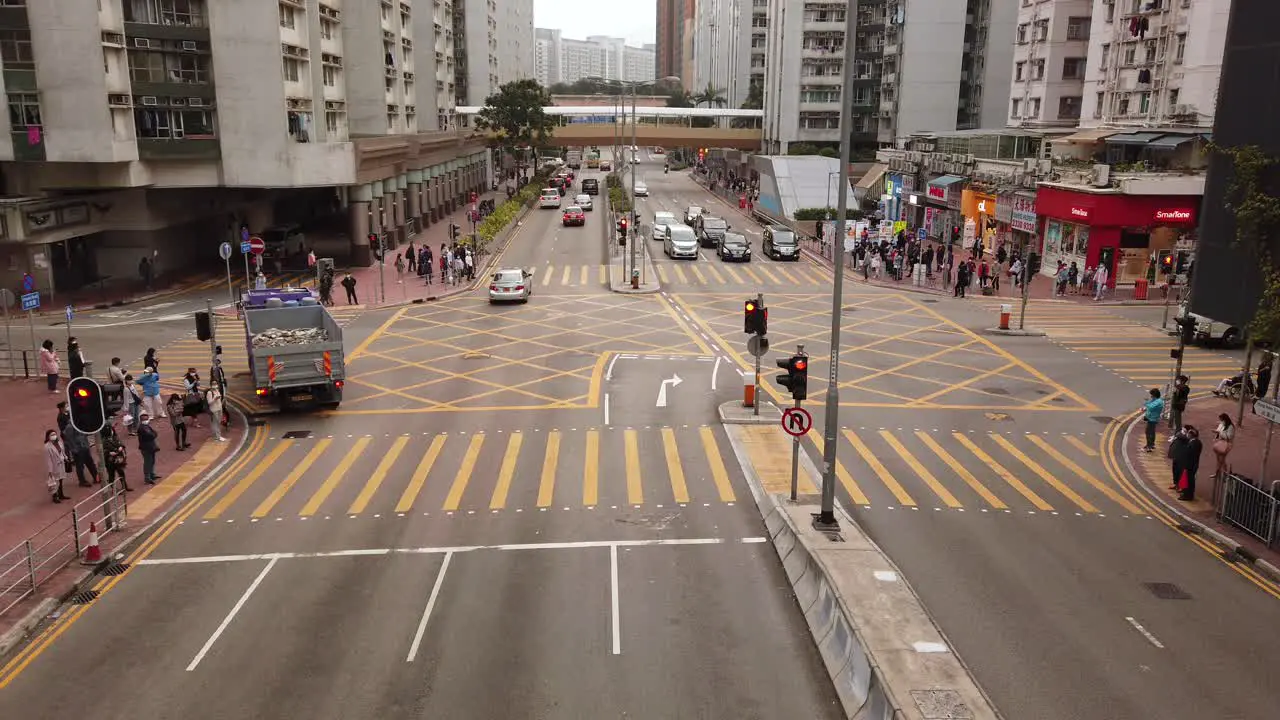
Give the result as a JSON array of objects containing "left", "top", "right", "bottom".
[
  {"left": 814, "top": 1, "right": 859, "bottom": 531},
  {"left": 629, "top": 83, "right": 639, "bottom": 287}
]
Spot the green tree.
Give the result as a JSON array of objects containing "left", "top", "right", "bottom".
[
  {"left": 665, "top": 88, "right": 695, "bottom": 108},
  {"left": 731, "top": 82, "right": 763, "bottom": 129},
  {"left": 695, "top": 84, "right": 727, "bottom": 108},
  {"left": 476, "top": 79, "right": 555, "bottom": 179},
  {"left": 1214, "top": 144, "right": 1280, "bottom": 344}
]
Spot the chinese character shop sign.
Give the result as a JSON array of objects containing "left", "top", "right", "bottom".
[{"left": 1010, "top": 193, "right": 1038, "bottom": 233}]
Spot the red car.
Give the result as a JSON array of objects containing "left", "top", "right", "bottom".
[{"left": 562, "top": 206, "right": 585, "bottom": 226}]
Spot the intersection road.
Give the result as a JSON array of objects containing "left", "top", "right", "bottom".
[{"left": 0, "top": 158, "right": 842, "bottom": 719}]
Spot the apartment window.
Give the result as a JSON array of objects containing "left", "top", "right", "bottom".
[
  {"left": 1034, "top": 20, "right": 1048, "bottom": 42},
  {"left": 1145, "top": 40, "right": 1158, "bottom": 64},
  {"left": 1030, "top": 97, "right": 1041, "bottom": 116},
  {"left": 134, "top": 108, "right": 215, "bottom": 139},
  {"left": 387, "top": 110, "right": 398, "bottom": 132},
  {"left": 800, "top": 87, "right": 840, "bottom": 103},
  {"left": 401, "top": 11, "right": 410, "bottom": 29},
  {"left": 1123, "top": 45, "right": 1136, "bottom": 65},
  {"left": 0, "top": 29, "right": 33, "bottom": 68},
  {"left": 1015, "top": 61, "right": 1025, "bottom": 81},
  {"left": 1010, "top": 98, "right": 1021, "bottom": 118},
  {"left": 798, "top": 112, "right": 839, "bottom": 130},
  {"left": 124, "top": 0, "right": 207, "bottom": 27},
  {"left": 1118, "top": 94, "right": 1130, "bottom": 116},
  {"left": 1062, "top": 58, "right": 1086, "bottom": 80},
  {"left": 1129, "top": 0, "right": 1141, "bottom": 12},
  {"left": 320, "top": 19, "right": 335, "bottom": 40},
  {"left": 7, "top": 93, "right": 41, "bottom": 129},
  {"left": 1168, "top": 88, "right": 1179, "bottom": 108},
  {"left": 279, "top": 4, "right": 295, "bottom": 29},
  {"left": 325, "top": 110, "right": 342, "bottom": 135},
  {"left": 322, "top": 64, "right": 339, "bottom": 87},
  {"left": 129, "top": 51, "right": 211, "bottom": 84},
  {"left": 1139, "top": 91, "right": 1150, "bottom": 114},
  {"left": 1100, "top": 43, "right": 1110, "bottom": 70},
  {"left": 1105, "top": 1, "right": 1115, "bottom": 23},
  {"left": 282, "top": 57, "right": 302, "bottom": 82},
  {"left": 1066, "top": 17, "right": 1090, "bottom": 41},
  {"left": 1016, "top": 24, "right": 1027, "bottom": 44},
  {"left": 1094, "top": 92, "right": 1104, "bottom": 118},
  {"left": 1175, "top": 33, "right": 1186, "bottom": 63},
  {"left": 1058, "top": 96, "right": 1082, "bottom": 120},
  {"left": 1032, "top": 59, "right": 1045, "bottom": 80}
]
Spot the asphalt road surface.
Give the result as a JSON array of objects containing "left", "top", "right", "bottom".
[
  {"left": 0, "top": 156, "right": 842, "bottom": 719},
  {"left": 652, "top": 169, "right": 1280, "bottom": 720}
]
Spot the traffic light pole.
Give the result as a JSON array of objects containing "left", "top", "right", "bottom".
[
  {"left": 1018, "top": 242, "right": 1030, "bottom": 331},
  {"left": 790, "top": 343, "right": 804, "bottom": 502},
  {"left": 753, "top": 292, "right": 763, "bottom": 417},
  {"left": 378, "top": 236, "right": 386, "bottom": 304},
  {"left": 814, "top": 7, "right": 859, "bottom": 531}
]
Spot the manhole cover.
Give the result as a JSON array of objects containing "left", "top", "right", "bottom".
[
  {"left": 911, "top": 689, "right": 973, "bottom": 719},
  {"left": 69, "top": 590, "right": 100, "bottom": 605},
  {"left": 1091, "top": 416, "right": 1118, "bottom": 425},
  {"left": 282, "top": 430, "right": 312, "bottom": 439},
  {"left": 1143, "top": 582, "right": 1192, "bottom": 600},
  {"left": 100, "top": 562, "right": 130, "bottom": 577},
  {"left": 981, "top": 387, "right": 1010, "bottom": 395},
  {"left": 920, "top": 299, "right": 940, "bottom": 304}
]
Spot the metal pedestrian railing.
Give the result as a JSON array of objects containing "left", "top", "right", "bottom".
[
  {"left": 0, "top": 482, "right": 128, "bottom": 620},
  {"left": 1216, "top": 473, "right": 1279, "bottom": 548}
]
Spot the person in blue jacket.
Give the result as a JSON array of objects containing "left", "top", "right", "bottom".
[
  {"left": 137, "top": 366, "right": 165, "bottom": 419},
  {"left": 1141, "top": 387, "right": 1165, "bottom": 452}
]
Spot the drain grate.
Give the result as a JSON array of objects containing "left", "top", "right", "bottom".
[
  {"left": 911, "top": 689, "right": 973, "bottom": 719},
  {"left": 1143, "top": 582, "right": 1192, "bottom": 600},
  {"left": 1091, "top": 415, "right": 1118, "bottom": 425},
  {"left": 100, "top": 562, "right": 130, "bottom": 577},
  {"left": 282, "top": 430, "right": 312, "bottom": 439},
  {"left": 981, "top": 387, "right": 1010, "bottom": 395},
  {"left": 69, "top": 590, "right": 100, "bottom": 605},
  {"left": 920, "top": 299, "right": 940, "bottom": 304}
]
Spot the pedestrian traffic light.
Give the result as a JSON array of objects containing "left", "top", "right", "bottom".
[
  {"left": 195, "top": 310, "right": 213, "bottom": 341},
  {"left": 1177, "top": 315, "right": 1197, "bottom": 345},
  {"left": 1159, "top": 250, "right": 1175, "bottom": 274},
  {"left": 369, "top": 233, "right": 382, "bottom": 260},
  {"left": 1027, "top": 251, "right": 1041, "bottom": 275},
  {"left": 951, "top": 225, "right": 961, "bottom": 244},
  {"left": 66, "top": 377, "right": 106, "bottom": 435},
  {"left": 774, "top": 353, "right": 808, "bottom": 400},
  {"left": 620, "top": 217, "right": 628, "bottom": 235},
  {"left": 101, "top": 381, "right": 124, "bottom": 417},
  {"left": 1175, "top": 251, "right": 1190, "bottom": 274},
  {"left": 744, "top": 299, "right": 767, "bottom": 335},
  {"left": 449, "top": 223, "right": 460, "bottom": 242}
]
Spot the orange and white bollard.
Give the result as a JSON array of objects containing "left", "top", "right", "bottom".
[
  {"left": 743, "top": 373, "right": 756, "bottom": 408},
  {"left": 81, "top": 521, "right": 102, "bottom": 565},
  {"left": 999, "top": 303, "right": 1012, "bottom": 331}
]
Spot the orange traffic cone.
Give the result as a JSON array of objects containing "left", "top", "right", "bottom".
[{"left": 82, "top": 521, "right": 102, "bottom": 565}]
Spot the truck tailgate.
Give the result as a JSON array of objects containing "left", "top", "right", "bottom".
[{"left": 252, "top": 341, "right": 345, "bottom": 389}]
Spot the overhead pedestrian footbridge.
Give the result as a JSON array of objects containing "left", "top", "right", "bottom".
[{"left": 455, "top": 106, "right": 764, "bottom": 150}]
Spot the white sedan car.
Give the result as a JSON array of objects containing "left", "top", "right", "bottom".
[
  {"left": 575, "top": 193, "right": 593, "bottom": 211},
  {"left": 488, "top": 267, "right": 533, "bottom": 303},
  {"left": 538, "top": 189, "right": 561, "bottom": 209},
  {"left": 651, "top": 211, "right": 677, "bottom": 241},
  {"left": 634, "top": 182, "right": 648, "bottom": 197}
]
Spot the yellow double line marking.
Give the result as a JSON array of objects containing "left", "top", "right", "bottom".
[{"left": 0, "top": 425, "right": 270, "bottom": 688}]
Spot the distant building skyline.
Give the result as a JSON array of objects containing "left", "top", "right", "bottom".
[{"left": 534, "top": 28, "right": 656, "bottom": 87}]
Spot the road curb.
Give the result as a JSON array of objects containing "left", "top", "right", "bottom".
[
  {"left": 0, "top": 404, "right": 254, "bottom": 662},
  {"left": 983, "top": 327, "right": 1047, "bottom": 337},
  {"left": 1117, "top": 415, "right": 1280, "bottom": 585},
  {"left": 718, "top": 400, "right": 782, "bottom": 425},
  {"left": 721, "top": 423, "right": 1001, "bottom": 720}
]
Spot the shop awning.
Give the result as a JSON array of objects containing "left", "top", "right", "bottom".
[
  {"left": 1106, "top": 132, "right": 1167, "bottom": 146},
  {"left": 1145, "top": 134, "right": 1199, "bottom": 150},
  {"left": 855, "top": 163, "right": 887, "bottom": 191},
  {"left": 1056, "top": 128, "right": 1119, "bottom": 144},
  {"left": 928, "top": 174, "right": 965, "bottom": 188}
]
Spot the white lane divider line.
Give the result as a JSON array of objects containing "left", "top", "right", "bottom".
[
  {"left": 407, "top": 551, "right": 454, "bottom": 662},
  {"left": 186, "top": 556, "right": 278, "bottom": 671},
  {"left": 604, "top": 392, "right": 611, "bottom": 426},
  {"left": 711, "top": 355, "right": 721, "bottom": 391},
  {"left": 1125, "top": 616, "right": 1165, "bottom": 649},
  {"left": 610, "top": 544, "right": 622, "bottom": 655}
]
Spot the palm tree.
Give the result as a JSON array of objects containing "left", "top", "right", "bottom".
[{"left": 695, "top": 84, "right": 727, "bottom": 109}]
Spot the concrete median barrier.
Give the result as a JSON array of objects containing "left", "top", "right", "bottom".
[{"left": 724, "top": 423, "right": 1000, "bottom": 720}]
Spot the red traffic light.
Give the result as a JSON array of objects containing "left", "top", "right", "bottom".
[{"left": 794, "top": 359, "right": 806, "bottom": 371}]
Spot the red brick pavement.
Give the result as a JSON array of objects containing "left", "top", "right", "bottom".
[
  {"left": 1125, "top": 393, "right": 1280, "bottom": 578},
  {"left": 0, "top": 377, "right": 244, "bottom": 639}
]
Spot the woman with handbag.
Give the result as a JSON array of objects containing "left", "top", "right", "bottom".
[
  {"left": 1173, "top": 425, "right": 1203, "bottom": 501},
  {"left": 1212, "top": 413, "right": 1235, "bottom": 481},
  {"left": 183, "top": 368, "right": 203, "bottom": 428},
  {"left": 44, "top": 429, "right": 69, "bottom": 503}
]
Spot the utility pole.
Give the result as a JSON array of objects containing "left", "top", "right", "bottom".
[
  {"left": 753, "top": 291, "right": 763, "bottom": 418},
  {"left": 629, "top": 83, "right": 639, "bottom": 288},
  {"left": 791, "top": 343, "right": 805, "bottom": 502},
  {"left": 1018, "top": 246, "right": 1030, "bottom": 330},
  {"left": 814, "top": 5, "right": 859, "bottom": 531}
]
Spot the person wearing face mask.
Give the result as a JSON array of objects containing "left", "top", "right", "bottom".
[
  {"left": 44, "top": 429, "right": 69, "bottom": 503},
  {"left": 136, "top": 411, "right": 160, "bottom": 484}
]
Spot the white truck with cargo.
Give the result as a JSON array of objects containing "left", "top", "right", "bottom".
[
  {"left": 565, "top": 150, "right": 583, "bottom": 169},
  {"left": 242, "top": 289, "right": 346, "bottom": 409}
]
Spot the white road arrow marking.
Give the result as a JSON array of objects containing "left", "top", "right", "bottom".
[{"left": 655, "top": 373, "right": 683, "bottom": 408}]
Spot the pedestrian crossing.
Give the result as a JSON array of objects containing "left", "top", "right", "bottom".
[
  {"left": 987, "top": 304, "right": 1239, "bottom": 386},
  {"left": 199, "top": 425, "right": 742, "bottom": 521},
  {"left": 528, "top": 262, "right": 831, "bottom": 288},
  {"left": 193, "top": 425, "right": 1145, "bottom": 522},
  {"left": 144, "top": 309, "right": 362, "bottom": 395},
  {"left": 188, "top": 270, "right": 317, "bottom": 294}
]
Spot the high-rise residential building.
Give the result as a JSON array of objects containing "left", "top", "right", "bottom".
[
  {"left": 656, "top": 0, "right": 696, "bottom": 85},
  {"left": 0, "top": 0, "right": 491, "bottom": 289},
  {"left": 453, "top": 0, "right": 534, "bottom": 107},
  {"left": 762, "top": 0, "right": 1015, "bottom": 155},
  {"left": 1079, "top": 0, "right": 1229, "bottom": 128},
  {"left": 1008, "top": 0, "right": 1094, "bottom": 128},
  {"left": 532, "top": 32, "right": 656, "bottom": 87},
  {"left": 691, "top": 0, "right": 754, "bottom": 108}
]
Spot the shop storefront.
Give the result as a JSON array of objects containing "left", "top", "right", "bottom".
[
  {"left": 923, "top": 175, "right": 965, "bottom": 243},
  {"left": 1034, "top": 186, "right": 1199, "bottom": 284},
  {"left": 995, "top": 190, "right": 1039, "bottom": 255},
  {"left": 960, "top": 189, "right": 997, "bottom": 252}
]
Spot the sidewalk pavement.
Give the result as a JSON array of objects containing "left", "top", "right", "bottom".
[
  {"left": 0, "top": 376, "right": 244, "bottom": 641},
  {"left": 1127, "top": 393, "right": 1280, "bottom": 579}
]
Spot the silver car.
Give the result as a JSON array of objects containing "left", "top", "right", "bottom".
[
  {"left": 652, "top": 211, "right": 677, "bottom": 241},
  {"left": 488, "top": 267, "right": 533, "bottom": 303},
  {"left": 664, "top": 224, "right": 698, "bottom": 259},
  {"left": 575, "top": 193, "right": 593, "bottom": 211}
]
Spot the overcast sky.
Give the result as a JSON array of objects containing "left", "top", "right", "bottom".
[{"left": 534, "top": 0, "right": 656, "bottom": 46}]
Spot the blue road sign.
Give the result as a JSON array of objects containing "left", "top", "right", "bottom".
[
  {"left": 240, "top": 241, "right": 252, "bottom": 254},
  {"left": 917, "top": 227, "right": 926, "bottom": 242},
  {"left": 240, "top": 226, "right": 250, "bottom": 243},
  {"left": 65, "top": 305, "right": 73, "bottom": 322},
  {"left": 20, "top": 292, "right": 39, "bottom": 312},
  {"left": 21, "top": 273, "right": 35, "bottom": 294}
]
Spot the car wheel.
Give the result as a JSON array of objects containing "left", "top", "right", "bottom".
[{"left": 1222, "top": 328, "right": 1241, "bottom": 348}]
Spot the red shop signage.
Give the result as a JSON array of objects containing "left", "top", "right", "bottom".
[
  {"left": 1154, "top": 208, "right": 1194, "bottom": 223},
  {"left": 927, "top": 185, "right": 947, "bottom": 201},
  {"left": 1069, "top": 206, "right": 1090, "bottom": 220}
]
